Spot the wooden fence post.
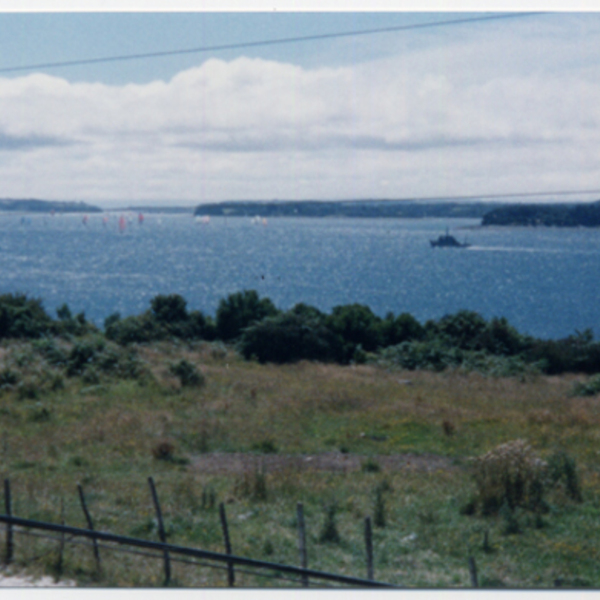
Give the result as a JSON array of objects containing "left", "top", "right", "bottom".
[
  {"left": 55, "top": 498, "right": 65, "bottom": 581},
  {"left": 77, "top": 484, "right": 101, "bottom": 572},
  {"left": 4, "top": 479, "right": 12, "bottom": 565},
  {"left": 364, "top": 516, "right": 374, "bottom": 581},
  {"left": 296, "top": 502, "right": 308, "bottom": 587},
  {"left": 219, "top": 502, "right": 235, "bottom": 587},
  {"left": 148, "top": 477, "right": 171, "bottom": 586},
  {"left": 468, "top": 556, "right": 478, "bottom": 588}
]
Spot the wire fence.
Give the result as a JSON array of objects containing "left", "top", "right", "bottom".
[{"left": 0, "top": 477, "right": 401, "bottom": 588}]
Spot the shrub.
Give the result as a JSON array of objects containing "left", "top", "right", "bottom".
[
  {"left": 0, "top": 368, "right": 20, "bottom": 388},
  {"left": 571, "top": 374, "right": 600, "bottom": 397},
  {"left": 66, "top": 335, "right": 106, "bottom": 376},
  {"left": 54, "top": 304, "right": 98, "bottom": 337},
  {"left": 169, "top": 359, "right": 205, "bottom": 387},
  {"left": 469, "top": 439, "right": 547, "bottom": 515},
  {"left": 33, "top": 338, "right": 68, "bottom": 367},
  {"left": 105, "top": 313, "right": 164, "bottom": 345},
  {"left": 103, "top": 312, "right": 121, "bottom": 330}
]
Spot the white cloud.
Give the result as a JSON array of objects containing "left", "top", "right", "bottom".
[{"left": 1, "top": 19, "right": 600, "bottom": 205}]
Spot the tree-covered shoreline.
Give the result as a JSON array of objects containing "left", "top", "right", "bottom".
[
  {"left": 2, "top": 290, "right": 598, "bottom": 377},
  {"left": 482, "top": 200, "right": 600, "bottom": 227}
]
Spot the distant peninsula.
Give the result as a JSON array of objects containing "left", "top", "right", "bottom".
[
  {"left": 482, "top": 201, "right": 600, "bottom": 227},
  {"left": 0, "top": 199, "right": 102, "bottom": 213},
  {"left": 194, "top": 200, "right": 504, "bottom": 219}
]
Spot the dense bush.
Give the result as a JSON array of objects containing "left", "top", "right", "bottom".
[
  {"left": 0, "top": 294, "right": 54, "bottom": 339},
  {"left": 169, "top": 359, "right": 205, "bottom": 387},
  {"left": 66, "top": 334, "right": 147, "bottom": 380},
  {"left": 216, "top": 290, "right": 279, "bottom": 341},
  {"left": 105, "top": 313, "right": 164, "bottom": 344},
  {"left": 525, "top": 330, "right": 600, "bottom": 375},
  {"left": 54, "top": 303, "right": 99, "bottom": 337},
  {"left": 239, "top": 309, "right": 344, "bottom": 364}
]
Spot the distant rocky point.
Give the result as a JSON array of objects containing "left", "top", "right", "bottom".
[{"left": 0, "top": 199, "right": 102, "bottom": 213}]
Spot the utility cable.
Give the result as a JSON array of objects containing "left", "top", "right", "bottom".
[{"left": 0, "top": 12, "right": 546, "bottom": 75}]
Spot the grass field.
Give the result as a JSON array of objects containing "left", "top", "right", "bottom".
[{"left": 0, "top": 337, "right": 598, "bottom": 588}]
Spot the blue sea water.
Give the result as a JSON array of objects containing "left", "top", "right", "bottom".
[{"left": 0, "top": 212, "right": 599, "bottom": 340}]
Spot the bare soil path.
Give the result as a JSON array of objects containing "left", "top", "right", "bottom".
[{"left": 192, "top": 452, "right": 457, "bottom": 475}]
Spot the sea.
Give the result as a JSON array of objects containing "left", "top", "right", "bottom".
[{"left": 1, "top": 212, "right": 599, "bottom": 340}]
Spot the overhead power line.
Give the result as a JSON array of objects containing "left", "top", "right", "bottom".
[
  {"left": 0, "top": 12, "right": 545, "bottom": 75},
  {"left": 389, "top": 188, "right": 600, "bottom": 203}
]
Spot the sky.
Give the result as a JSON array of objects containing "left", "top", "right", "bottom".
[{"left": 0, "top": 3, "right": 599, "bottom": 208}]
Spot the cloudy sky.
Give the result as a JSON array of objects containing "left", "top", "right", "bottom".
[{"left": 0, "top": 3, "right": 599, "bottom": 207}]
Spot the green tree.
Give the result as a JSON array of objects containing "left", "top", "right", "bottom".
[
  {"left": 239, "top": 310, "right": 343, "bottom": 364},
  {"left": 326, "top": 304, "right": 383, "bottom": 360},
  {"left": 0, "top": 293, "right": 54, "bottom": 339},
  {"left": 380, "top": 312, "right": 425, "bottom": 347},
  {"left": 216, "top": 290, "right": 279, "bottom": 341},
  {"left": 150, "top": 294, "right": 188, "bottom": 323}
]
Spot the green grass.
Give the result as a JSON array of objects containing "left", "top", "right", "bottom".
[{"left": 0, "top": 338, "right": 599, "bottom": 587}]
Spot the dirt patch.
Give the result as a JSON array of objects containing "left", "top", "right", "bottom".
[
  {"left": 0, "top": 570, "right": 76, "bottom": 587},
  {"left": 192, "top": 452, "right": 457, "bottom": 475}
]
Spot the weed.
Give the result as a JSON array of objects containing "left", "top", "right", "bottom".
[
  {"left": 201, "top": 487, "right": 217, "bottom": 510},
  {"left": 442, "top": 420, "right": 455, "bottom": 436},
  {"left": 251, "top": 439, "right": 277, "bottom": 454},
  {"left": 262, "top": 540, "right": 274, "bottom": 556},
  {"left": 361, "top": 458, "right": 381, "bottom": 473},
  {"left": 500, "top": 501, "right": 521, "bottom": 535},
  {"left": 234, "top": 467, "right": 268, "bottom": 501},
  {"left": 469, "top": 439, "right": 547, "bottom": 515},
  {"left": 152, "top": 441, "right": 175, "bottom": 461},
  {"left": 547, "top": 450, "right": 583, "bottom": 502},
  {"left": 318, "top": 504, "right": 341, "bottom": 544}
]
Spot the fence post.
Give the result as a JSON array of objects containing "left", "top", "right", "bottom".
[
  {"left": 219, "top": 502, "right": 235, "bottom": 587},
  {"left": 54, "top": 498, "right": 65, "bottom": 582},
  {"left": 77, "top": 484, "right": 101, "bottom": 572},
  {"left": 468, "top": 556, "right": 478, "bottom": 588},
  {"left": 364, "top": 516, "right": 374, "bottom": 581},
  {"left": 4, "top": 479, "right": 12, "bottom": 565},
  {"left": 296, "top": 502, "right": 308, "bottom": 587},
  {"left": 148, "top": 477, "right": 171, "bottom": 586}
]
